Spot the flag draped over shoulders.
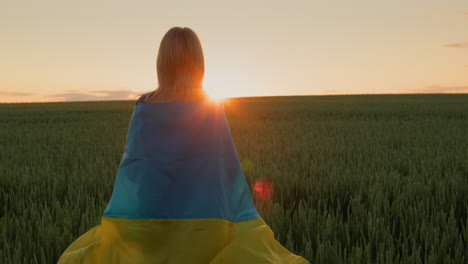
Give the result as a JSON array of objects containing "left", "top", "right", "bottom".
[{"left": 57, "top": 100, "right": 309, "bottom": 264}]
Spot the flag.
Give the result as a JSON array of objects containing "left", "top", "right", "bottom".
[{"left": 57, "top": 100, "right": 309, "bottom": 264}]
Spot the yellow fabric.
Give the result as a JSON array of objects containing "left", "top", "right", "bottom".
[{"left": 57, "top": 216, "right": 309, "bottom": 264}]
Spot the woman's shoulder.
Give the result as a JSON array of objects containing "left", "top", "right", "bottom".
[{"left": 135, "top": 92, "right": 153, "bottom": 105}]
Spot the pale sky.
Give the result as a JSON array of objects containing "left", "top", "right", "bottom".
[{"left": 1, "top": 0, "right": 467, "bottom": 103}]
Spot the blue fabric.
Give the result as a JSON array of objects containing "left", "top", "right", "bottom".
[{"left": 103, "top": 101, "right": 260, "bottom": 222}]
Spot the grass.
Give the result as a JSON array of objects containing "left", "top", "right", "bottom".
[{"left": 0, "top": 94, "right": 467, "bottom": 263}]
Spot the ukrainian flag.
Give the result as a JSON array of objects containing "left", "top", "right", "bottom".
[{"left": 57, "top": 100, "right": 309, "bottom": 264}]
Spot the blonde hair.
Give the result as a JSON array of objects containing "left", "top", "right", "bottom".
[{"left": 147, "top": 27, "right": 208, "bottom": 102}]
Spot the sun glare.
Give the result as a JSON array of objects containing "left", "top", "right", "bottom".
[
  {"left": 204, "top": 87, "right": 226, "bottom": 101},
  {"left": 202, "top": 64, "right": 248, "bottom": 100},
  {"left": 203, "top": 77, "right": 232, "bottom": 100}
]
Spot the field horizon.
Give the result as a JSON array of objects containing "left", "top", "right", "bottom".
[{"left": 1, "top": 93, "right": 468, "bottom": 105}]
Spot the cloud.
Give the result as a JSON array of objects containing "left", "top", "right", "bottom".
[
  {"left": 0, "top": 91, "right": 32, "bottom": 96},
  {"left": 443, "top": 42, "right": 468, "bottom": 48},
  {"left": 48, "top": 89, "right": 141, "bottom": 102},
  {"left": 410, "top": 85, "right": 468, "bottom": 94}
]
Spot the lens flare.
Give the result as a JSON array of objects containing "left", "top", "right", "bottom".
[
  {"left": 241, "top": 159, "right": 253, "bottom": 172},
  {"left": 253, "top": 177, "right": 273, "bottom": 201}
]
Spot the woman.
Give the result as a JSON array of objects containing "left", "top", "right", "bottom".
[{"left": 57, "top": 27, "right": 309, "bottom": 264}]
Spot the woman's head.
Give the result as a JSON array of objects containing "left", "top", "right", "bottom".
[{"left": 153, "top": 27, "right": 206, "bottom": 101}]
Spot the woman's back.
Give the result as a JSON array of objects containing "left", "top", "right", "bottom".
[{"left": 58, "top": 97, "right": 308, "bottom": 264}]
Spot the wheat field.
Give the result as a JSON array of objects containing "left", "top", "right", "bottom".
[{"left": 0, "top": 94, "right": 467, "bottom": 263}]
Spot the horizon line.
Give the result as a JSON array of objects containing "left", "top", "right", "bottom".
[{"left": 1, "top": 92, "right": 467, "bottom": 104}]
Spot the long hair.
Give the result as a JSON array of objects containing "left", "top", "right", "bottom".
[{"left": 148, "top": 27, "right": 207, "bottom": 102}]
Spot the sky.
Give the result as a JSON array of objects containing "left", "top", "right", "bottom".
[{"left": 0, "top": 0, "right": 467, "bottom": 103}]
